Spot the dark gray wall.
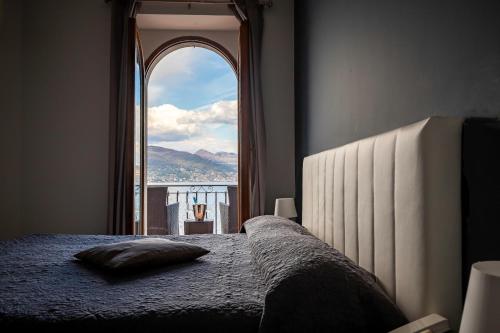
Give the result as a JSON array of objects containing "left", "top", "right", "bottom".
[
  {"left": 295, "top": 0, "right": 500, "bottom": 219},
  {"left": 262, "top": 0, "right": 295, "bottom": 214},
  {"left": 0, "top": 0, "right": 23, "bottom": 239},
  {"left": 0, "top": 0, "right": 111, "bottom": 239},
  {"left": 21, "top": 0, "right": 110, "bottom": 236}
]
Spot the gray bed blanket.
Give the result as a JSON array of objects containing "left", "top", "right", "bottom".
[
  {"left": 0, "top": 217, "right": 408, "bottom": 333},
  {"left": 0, "top": 234, "right": 265, "bottom": 332},
  {"left": 244, "top": 216, "right": 408, "bottom": 333}
]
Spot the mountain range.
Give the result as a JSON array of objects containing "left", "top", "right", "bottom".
[
  {"left": 194, "top": 149, "right": 237, "bottom": 165},
  {"left": 147, "top": 146, "right": 237, "bottom": 183}
]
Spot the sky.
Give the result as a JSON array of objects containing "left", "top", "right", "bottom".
[{"left": 147, "top": 47, "right": 238, "bottom": 154}]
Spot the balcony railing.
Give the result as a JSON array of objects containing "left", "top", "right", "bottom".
[{"left": 148, "top": 183, "right": 237, "bottom": 235}]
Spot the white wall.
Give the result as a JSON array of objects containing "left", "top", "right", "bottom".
[
  {"left": 0, "top": 0, "right": 23, "bottom": 239},
  {"left": 262, "top": 0, "right": 295, "bottom": 213}
]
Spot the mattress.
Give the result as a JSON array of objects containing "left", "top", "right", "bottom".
[{"left": 0, "top": 234, "right": 266, "bottom": 332}]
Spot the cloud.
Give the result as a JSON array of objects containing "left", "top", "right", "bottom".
[
  {"left": 147, "top": 47, "right": 237, "bottom": 108},
  {"left": 178, "top": 100, "right": 237, "bottom": 125},
  {"left": 148, "top": 132, "right": 191, "bottom": 142},
  {"left": 149, "top": 47, "right": 198, "bottom": 85},
  {"left": 145, "top": 47, "right": 238, "bottom": 153},
  {"left": 147, "top": 48, "right": 200, "bottom": 106},
  {"left": 147, "top": 100, "right": 238, "bottom": 152},
  {"left": 146, "top": 85, "right": 164, "bottom": 108},
  {"left": 148, "top": 104, "right": 200, "bottom": 142}
]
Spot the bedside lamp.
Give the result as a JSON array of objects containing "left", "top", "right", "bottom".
[
  {"left": 459, "top": 261, "right": 500, "bottom": 332},
  {"left": 274, "top": 198, "right": 297, "bottom": 219}
]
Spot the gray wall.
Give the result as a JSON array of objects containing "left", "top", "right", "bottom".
[
  {"left": 0, "top": 0, "right": 23, "bottom": 239},
  {"left": 262, "top": 0, "right": 295, "bottom": 213},
  {"left": 1, "top": 0, "right": 111, "bottom": 239},
  {"left": 139, "top": 29, "right": 238, "bottom": 61},
  {"left": 295, "top": 0, "right": 500, "bottom": 218}
]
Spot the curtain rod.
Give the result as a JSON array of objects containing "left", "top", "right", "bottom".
[
  {"left": 104, "top": 0, "right": 273, "bottom": 8},
  {"left": 142, "top": 1, "right": 233, "bottom": 3},
  {"left": 137, "top": 1, "right": 272, "bottom": 7}
]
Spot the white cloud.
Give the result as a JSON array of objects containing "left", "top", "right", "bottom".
[
  {"left": 145, "top": 47, "right": 237, "bottom": 153},
  {"left": 147, "top": 48, "right": 200, "bottom": 106},
  {"left": 146, "top": 85, "right": 164, "bottom": 108},
  {"left": 178, "top": 100, "right": 237, "bottom": 125},
  {"left": 147, "top": 100, "right": 238, "bottom": 153},
  {"left": 148, "top": 104, "right": 199, "bottom": 142},
  {"left": 149, "top": 48, "right": 198, "bottom": 85},
  {"left": 147, "top": 47, "right": 237, "bottom": 107}
]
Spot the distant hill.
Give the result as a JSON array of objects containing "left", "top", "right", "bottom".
[
  {"left": 147, "top": 146, "right": 237, "bottom": 183},
  {"left": 195, "top": 149, "right": 237, "bottom": 165}
]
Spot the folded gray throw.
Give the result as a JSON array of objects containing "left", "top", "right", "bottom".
[{"left": 244, "top": 215, "right": 408, "bottom": 333}]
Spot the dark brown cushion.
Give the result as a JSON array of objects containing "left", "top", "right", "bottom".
[{"left": 74, "top": 238, "right": 209, "bottom": 271}]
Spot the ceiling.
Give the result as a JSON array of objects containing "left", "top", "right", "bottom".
[{"left": 137, "top": 14, "right": 240, "bottom": 31}]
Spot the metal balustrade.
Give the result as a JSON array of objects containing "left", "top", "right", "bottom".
[{"left": 148, "top": 183, "right": 236, "bottom": 234}]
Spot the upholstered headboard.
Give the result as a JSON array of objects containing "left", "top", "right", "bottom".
[{"left": 302, "top": 117, "right": 463, "bottom": 329}]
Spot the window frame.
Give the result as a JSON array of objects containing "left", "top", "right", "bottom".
[{"left": 144, "top": 36, "right": 248, "bottom": 231}]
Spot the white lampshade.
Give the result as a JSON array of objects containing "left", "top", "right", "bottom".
[
  {"left": 459, "top": 261, "right": 500, "bottom": 333},
  {"left": 274, "top": 198, "right": 297, "bottom": 218}
]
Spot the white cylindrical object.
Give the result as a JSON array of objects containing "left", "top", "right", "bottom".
[
  {"left": 459, "top": 261, "right": 500, "bottom": 333},
  {"left": 274, "top": 198, "right": 297, "bottom": 218}
]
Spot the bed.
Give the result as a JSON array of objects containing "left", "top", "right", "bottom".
[
  {"left": 0, "top": 117, "right": 465, "bottom": 332},
  {"left": 0, "top": 233, "right": 266, "bottom": 332}
]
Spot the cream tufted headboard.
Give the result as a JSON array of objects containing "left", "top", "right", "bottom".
[{"left": 302, "top": 117, "right": 463, "bottom": 329}]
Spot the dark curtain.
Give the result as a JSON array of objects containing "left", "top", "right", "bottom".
[
  {"left": 232, "top": 0, "right": 267, "bottom": 220},
  {"left": 108, "top": 0, "right": 138, "bottom": 235}
]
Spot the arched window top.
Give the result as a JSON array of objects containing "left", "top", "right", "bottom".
[{"left": 145, "top": 36, "right": 237, "bottom": 79}]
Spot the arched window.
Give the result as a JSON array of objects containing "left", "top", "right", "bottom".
[
  {"left": 144, "top": 38, "right": 238, "bottom": 235},
  {"left": 145, "top": 36, "right": 237, "bottom": 76}
]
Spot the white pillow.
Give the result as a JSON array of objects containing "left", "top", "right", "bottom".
[{"left": 74, "top": 238, "right": 210, "bottom": 271}]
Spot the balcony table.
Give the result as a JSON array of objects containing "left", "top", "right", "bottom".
[{"left": 184, "top": 219, "right": 214, "bottom": 235}]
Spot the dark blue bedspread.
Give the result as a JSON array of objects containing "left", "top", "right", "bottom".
[
  {"left": 0, "top": 217, "right": 409, "bottom": 333},
  {"left": 0, "top": 234, "right": 265, "bottom": 332}
]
